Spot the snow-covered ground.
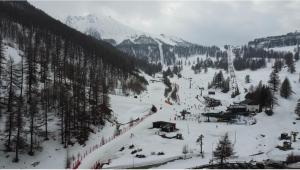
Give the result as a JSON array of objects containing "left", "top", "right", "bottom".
[
  {"left": 267, "top": 45, "right": 298, "bottom": 53},
  {"left": 76, "top": 52, "right": 300, "bottom": 168},
  {"left": 1, "top": 42, "right": 300, "bottom": 168}
]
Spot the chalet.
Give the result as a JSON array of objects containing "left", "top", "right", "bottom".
[
  {"left": 153, "top": 121, "right": 176, "bottom": 132},
  {"left": 227, "top": 104, "right": 248, "bottom": 115},
  {"left": 203, "top": 96, "right": 221, "bottom": 107},
  {"left": 240, "top": 99, "right": 260, "bottom": 112},
  {"left": 228, "top": 104, "right": 247, "bottom": 112}
]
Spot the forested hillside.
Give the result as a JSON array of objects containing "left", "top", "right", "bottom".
[
  {"left": 248, "top": 31, "right": 300, "bottom": 48},
  {"left": 0, "top": 1, "right": 157, "bottom": 162}
]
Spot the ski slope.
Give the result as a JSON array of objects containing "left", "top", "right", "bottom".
[{"left": 75, "top": 54, "right": 300, "bottom": 169}]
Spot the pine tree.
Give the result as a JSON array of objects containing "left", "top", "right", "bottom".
[
  {"left": 280, "top": 77, "right": 293, "bottom": 99},
  {"left": 264, "top": 85, "right": 277, "bottom": 109},
  {"left": 268, "top": 70, "right": 280, "bottom": 93},
  {"left": 289, "top": 63, "right": 296, "bottom": 73},
  {"left": 5, "top": 56, "right": 19, "bottom": 151},
  {"left": 25, "top": 35, "right": 39, "bottom": 156},
  {"left": 170, "top": 85, "right": 178, "bottom": 102},
  {"left": 40, "top": 37, "right": 51, "bottom": 140},
  {"left": 245, "top": 75, "right": 250, "bottom": 83},
  {"left": 222, "top": 77, "right": 230, "bottom": 93},
  {"left": 14, "top": 54, "right": 24, "bottom": 162},
  {"left": 285, "top": 53, "right": 296, "bottom": 73},
  {"left": 273, "top": 59, "right": 283, "bottom": 73},
  {"left": 295, "top": 99, "right": 300, "bottom": 118},
  {"left": 0, "top": 35, "right": 5, "bottom": 84},
  {"left": 295, "top": 52, "right": 299, "bottom": 61},
  {"left": 0, "top": 35, "right": 5, "bottom": 118},
  {"left": 211, "top": 71, "right": 225, "bottom": 89},
  {"left": 216, "top": 71, "right": 224, "bottom": 87},
  {"left": 213, "top": 133, "right": 234, "bottom": 166},
  {"left": 231, "top": 87, "right": 240, "bottom": 98},
  {"left": 204, "top": 65, "right": 208, "bottom": 73}
]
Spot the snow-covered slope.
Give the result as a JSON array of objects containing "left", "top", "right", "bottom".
[
  {"left": 2, "top": 33, "right": 300, "bottom": 169},
  {"left": 65, "top": 14, "right": 141, "bottom": 43},
  {"left": 77, "top": 51, "right": 300, "bottom": 169}
]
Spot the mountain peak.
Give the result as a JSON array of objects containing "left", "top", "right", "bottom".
[{"left": 65, "top": 14, "right": 142, "bottom": 43}]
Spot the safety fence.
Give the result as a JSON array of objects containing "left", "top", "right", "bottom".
[{"left": 69, "top": 110, "right": 155, "bottom": 169}]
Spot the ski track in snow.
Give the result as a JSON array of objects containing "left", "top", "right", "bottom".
[{"left": 157, "top": 40, "right": 164, "bottom": 65}]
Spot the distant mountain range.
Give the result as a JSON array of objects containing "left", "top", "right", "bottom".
[
  {"left": 65, "top": 14, "right": 220, "bottom": 65},
  {"left": 248, "top": 31, "right": 300, "bottom": 49}
]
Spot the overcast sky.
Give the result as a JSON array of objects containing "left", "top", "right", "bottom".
[{"left": 30, "top": 0, "right": 300, "bottom": 46}]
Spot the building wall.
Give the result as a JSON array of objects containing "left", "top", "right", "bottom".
[{"left": 246, "top": 105, "right": 259, "bottom": 112}]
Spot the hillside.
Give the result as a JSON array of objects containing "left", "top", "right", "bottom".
[
  {"left": 248, "top": 31, "right": 300, "bottom": 49},
  {"left": 0, "top": 1, "right": 154, "bottom": 166}
]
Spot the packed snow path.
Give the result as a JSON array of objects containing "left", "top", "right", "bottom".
[
  {"left": 157, "top": 40, "right": 164, "bottom": 65},
  {"left": 227, "top": 47, "right": 240, "bottom": 95}
]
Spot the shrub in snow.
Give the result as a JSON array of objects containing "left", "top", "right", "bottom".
[
  {"left": 131, "top": 150, "right": 137, "bottom": 154},
  {"left": 151, "top": 105, "right": 157, "bottom": 113},
  {"left": 157, "top": 152, "right": 165, "bottom": 155},
  {"left": 119, "top": 147, "right": 125, "bottom": 152},
  {"left": 265, "top": 108, "right": 274, "bottom": 116},
  {"left": 129, "top": 144, "right": 135, "bottom": 149},
  {"left": 286, "top": 153, "right": 300, "bottom": 164},
  {"left": 245, "top": 75, "right": 250, "bottom": 83},
  {"left": 135, "top": 154, "right": 146, "bottom": 158}
]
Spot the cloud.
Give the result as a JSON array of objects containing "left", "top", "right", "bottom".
[{"left": 30, "top": 0, "right": 300, "bottom": 46}]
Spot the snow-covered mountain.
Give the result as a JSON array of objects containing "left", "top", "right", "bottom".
[
  {"left": 248, "top": 31, "right": 300, "bottom": 49},
  {"left": 65, "top": 14, "right": 141, "bottom": 43},
  {"left": 65, "top": 14, "right": 193, "bottom": 46},
  {"left": 65, "top": 14, "right": 220, "bottom": 65}
]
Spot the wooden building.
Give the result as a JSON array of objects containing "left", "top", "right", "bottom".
[
  {"left": 153, "top": 121, "right": 176, "bottom": 132},
  {"left": 240, "top": 99, "right": 260, "bottom": 112},
  {"left": 203, "top": 96, "right": 221, "bottom": 107},
  {"left": 227, "top": 104, "right": 247, "bottom": 113},
  {"left": 233, "top": 99, "right": 260, "bottom": 113}
]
